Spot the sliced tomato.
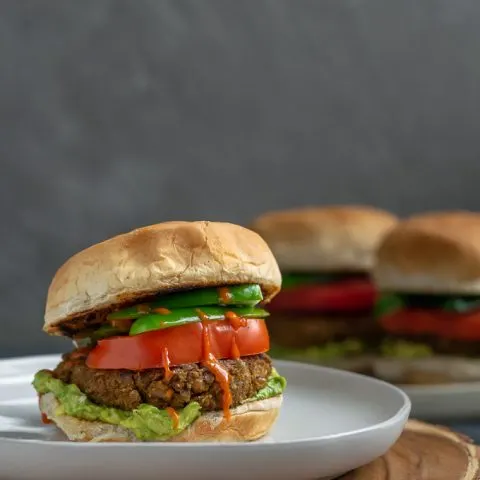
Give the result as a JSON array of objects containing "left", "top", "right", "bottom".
[
  {"left": 269, "top": 280, "right": 376, "bottom": 313},
  {"left": 380, "top": 309, "right": 480, "bottom": 340},
  {"left": 86, "top": 318, "right": 269, "bottom": 370}
]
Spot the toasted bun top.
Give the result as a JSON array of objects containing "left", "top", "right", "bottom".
[
  {"left": 374, "top": 211, "right": 480, "bottom": 294},
  {"left": 44, "top": 221, "right": 281, "bottom": 331},
  {"left": 251, "top": 205, "right": 398, "bottom": 272}
]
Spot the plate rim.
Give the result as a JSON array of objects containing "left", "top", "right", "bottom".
[
  {"left": 401, "top": 381, "right": 480, "bottom": 394},
  {"left": 0, "top": 354, "right": 411, "bottom": 448}
]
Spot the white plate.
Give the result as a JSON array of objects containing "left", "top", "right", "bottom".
[
  {"left": 401, "top": 383, "right": 480, "bottom": 420},
  {"left": 372, "top": 357, "right": 480, "bottom": 420},
  {"left": 0, "top": 355, "right": 410, "bottom": 480}
]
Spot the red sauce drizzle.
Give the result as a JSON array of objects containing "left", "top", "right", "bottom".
[
  {"left": 161, "top": 347, "right": 173, "bottom": 381},
  {"left": 196, "top": 309, "right": 232, "bottom": 421},
  {"left": 38, "top": 395, "right": 52, "bottom": 424},
  {"left": 218, "top": 287, "right": 232, "bottom": 305},
  {"left": 225, "top": 311, "right": 247, "bottom": 360},
  {"left": 166, "top": 407, "right": 179, "bottom": 429},
  {"left": 154, "top": 307, "right": 171, "bottom": 315},
  {"left": 41, "top": 412, "right": 52, "bottom": 425},
  {"left": 225, "top": 311, "right": 248, "bottom": 330},
  {"left": 230, "top": 336, "right": 240, "bottom": 359}
]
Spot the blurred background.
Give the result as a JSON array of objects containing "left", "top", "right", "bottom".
[{"left": 2, "top": 0, "right": 480, "bottom": 357}]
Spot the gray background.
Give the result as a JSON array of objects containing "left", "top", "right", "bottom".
[{"left": 2, "top": 0, "right": 480, "bottom": 357}]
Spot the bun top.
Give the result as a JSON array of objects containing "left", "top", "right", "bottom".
[
  {"left": 251, "top": 205, "right": 398, "bottom": 272},
  {"left": 373, "top": 211, "right": 480, "bottom": 294},
  {"left": 44, "top": 221, "right": 281, "bottom": 331}
]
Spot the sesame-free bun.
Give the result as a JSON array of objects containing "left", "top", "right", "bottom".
[
  {"left": 44, "top": 221, "right": 281, "bottom": 332},
  {"left": 374, "top": 211, "right": 480, "bottom": 294},
  {"left": 251, "top": 206, "right": 398, "bottom": 272},
  {"left": 39, "top": 392, "right": 282, "bottom": 442}
]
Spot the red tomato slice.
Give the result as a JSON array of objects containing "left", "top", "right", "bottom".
[
  {"left": 380, "top": 309, "right": 480, "bottom": 340},
  {"left": 86, "top": 319, "right": 269, "bottom": 370},
  {"left": 269, "top": 280, "right": 376, "bottom": 313}
]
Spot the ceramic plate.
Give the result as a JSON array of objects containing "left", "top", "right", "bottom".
[
  {"left": 401, "top": 383, "right": 480, "bottom": 420},
  {"left": 373, "top": 357, "right": 480, "bottom": 420},
  {"left": 0, "top": 355, "right": 410, "bottom": 480}
]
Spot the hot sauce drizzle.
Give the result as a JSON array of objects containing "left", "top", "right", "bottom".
[
  {"left": 225, "top": 311, "right": 248, "bottom": 330},
  {"left": 38, "top": 395, "right": 52, "bottom": 424},
  {"left": 217, "top": 287, "right": 232, "bottom": 305},
  {"left": 161, "top": 347, "right": 173, "bottom": 381},
  {"left": 230, "top": 336, "right": 241, "bottom": 359},
  {"left": 225, "top": 311, "right": 247, "bottom": 360},
  {"left": 41, "top": 412, "right": 52, "bottom": 425},
  {"left": 196, "top": 309, "right": 232, "bottom": 421},
  {"left": 166, "top": 407, "right": 180, "bottom": 429},
  {"left": 154, "top": 307, "right": 171, "bottom": 315}
]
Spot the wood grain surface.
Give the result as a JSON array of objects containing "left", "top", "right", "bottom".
[{"left": 338, "top": 420, "right": 480, "bottom": 480}]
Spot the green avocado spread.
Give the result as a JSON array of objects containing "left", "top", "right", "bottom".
[
  {"left": 269, "top": 339, "right": 364, "bottom": 363},
  {"left": 380, "top": 339, "right": 434, "bottom": 358},
  {"left": 33, "top": 368, "right": 286, "bottom": 441}
]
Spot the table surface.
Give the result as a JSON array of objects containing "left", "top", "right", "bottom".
[
  {"left": 445, "top": 422, "right": 480, "bottom": 443},
  {"left": 341, "top": 419, "right": 480, "bottom": 479}
]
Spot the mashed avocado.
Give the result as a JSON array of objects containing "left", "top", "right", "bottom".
[
  {"left": 33, "top": 368, "right": 286, "bottom": 441},
  {"left": 380, "top": 339, "right": 434, "bottom": 358},
  {"left": 33, "top": 370, "right": 201, "bottom": 441},
  {"left": 269, "top": 339, "right": 364, "bottom": 363}
]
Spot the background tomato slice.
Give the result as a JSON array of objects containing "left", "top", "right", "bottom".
[
  {"left": 86, "top": 318, "right": 269, "bottom": 370},
  {"left": 268, "top": 280, "right": 376, "bottom": 313},
  {"left": 380, "top": 309, "right": 480, "bottom": 340}
]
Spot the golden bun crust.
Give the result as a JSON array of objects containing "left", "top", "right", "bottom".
[
  {"left": 39, "top": 393, "right": 282, "bottom": 443},
  {"left": 251, "top": 205, "right": 398, "bottom": 272},
  {"left": 44, "top": 221, "right": 281, "bottom": 332},
  {"left": 374, "top": 211, "right": 480, "bottom": 293}
]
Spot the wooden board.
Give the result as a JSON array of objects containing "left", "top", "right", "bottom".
[{"left": 339, "top": 420, "right": 480, "bottom": 480}]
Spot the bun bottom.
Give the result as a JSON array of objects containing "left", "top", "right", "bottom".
[
  {"left": 372, "top": 357, "right": 480, "bottom": 385},
  {"left": 39, "top": 393, "right": 282, "bottom": 443}
]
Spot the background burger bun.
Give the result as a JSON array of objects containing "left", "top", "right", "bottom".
[
  {"left": 44, "top": 221, "right": 281, "bottom": 333},
  {"left": 374, "top": 211, "right": 480, "bottom": 294},
  {"left": 250, "top": 205, "right": 398, "bottom": 272},
  {"left": 39, "top": 393, "right": 282, "bottom": 443}
]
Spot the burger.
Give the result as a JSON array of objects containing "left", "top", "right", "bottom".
[
  {"left": 373, "top": 211, "right": 480, "bottom": 383},
  {"left": 33, "top": 221, "right": 286, "bottom": 442},
  {"left": 251, "top": 205, "right": 398, "bottom": 371}
]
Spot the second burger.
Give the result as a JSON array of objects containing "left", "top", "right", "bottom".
[{"left": 251, "top": 205, "right": 398, "bottom": 371}]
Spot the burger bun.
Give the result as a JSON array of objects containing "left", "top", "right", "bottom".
[{"left": 39, "top": 393, "right": 283, "bottom": 443}]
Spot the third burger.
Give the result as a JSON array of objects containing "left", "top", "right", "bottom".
[{"left": 373, "top": 211, "right": 480, "bottom": 384}]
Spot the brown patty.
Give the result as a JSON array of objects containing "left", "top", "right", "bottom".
[
  {"left": 53, "top": 350, "right": 272, "bottom": 411},
  {"left": 266, "top": 312, "right": 382, "bottom": 349}
]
